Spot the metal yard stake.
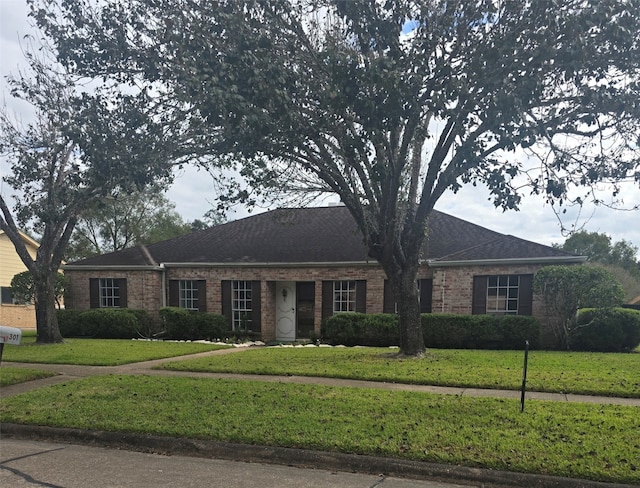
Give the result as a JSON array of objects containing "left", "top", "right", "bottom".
[{"left": 520, "top": 340, "right": 529, "bottom": 412}]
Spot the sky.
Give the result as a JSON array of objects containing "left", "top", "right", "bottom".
[{"left": 2, "top": 0, "right": 639, "bottom": 255}]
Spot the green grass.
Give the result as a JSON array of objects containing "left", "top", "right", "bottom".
[
  {"left": 2, "top": 336, "right": 231, "bottom": 366},
  {"left": 1, "top": 375, "right": 638, "bottom": 484},
  {"left": 158, "top": 346, "right": 640, "bottom": 398},
  {"left": 0, "top": 367, "right": 56, "bottom": 387}
]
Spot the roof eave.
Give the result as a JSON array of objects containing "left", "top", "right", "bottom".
[
  {"left": 62, "top": 265, "right": 164, "bottom": 271},
  {"left": 426, "top": 256, "right": 588, "bottom": 267},
  {"left": 160, "top": 261, "right": 378, "bottom": 268}
]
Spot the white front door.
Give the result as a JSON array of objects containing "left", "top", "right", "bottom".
[{"left": 276, "top": 281, "right": 296, "bottom": 341}]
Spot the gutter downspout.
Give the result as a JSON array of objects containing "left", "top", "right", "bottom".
[{"left": 160, "top": 263, "right": 167, "bottom": 308}]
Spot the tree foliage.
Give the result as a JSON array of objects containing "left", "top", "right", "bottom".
[
  {"left": 33, "top": 0, "right": 640, "bottom": 354},
  {"left": 10, "top": 271, "right": 67, "bottom": 308},
  {"left": 0, "top": 36, "right": 176, "bottom": 343},
  {"left": 560, "top": 231, "right": 639, "bottom": 274},
  {"left": 558, "top": 231, "right": 640, "bottom": 301},
  {"left": 66, "top": 187, "right": 192, "bottom": 262},
  {"left": 533, "top": 265, "right": 624, "bottom": 349}
]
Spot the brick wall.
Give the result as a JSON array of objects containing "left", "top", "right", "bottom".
[
  {"left": 66, "top": 262, "right": 552, "bottom": 341},
  {"left": 430, "top": 264, "right": 546, "bottom": 318},
  {"left": 0, "top": 304, "right": 36, "bottom": 329},
  {"left": 65, "top": 269, "right": 163, "bottom": 321}
]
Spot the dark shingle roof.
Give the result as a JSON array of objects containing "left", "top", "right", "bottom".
[{"left": 67, "top": 206, "right": 578, "bottom": 267}]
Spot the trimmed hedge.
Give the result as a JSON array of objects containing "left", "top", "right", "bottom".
[
  {"left": 422, "top": 314, "right": 540, "bottom": 350},
  {"left": 322, "top": 312, "right": 540, "bottom": 349},
  {"left": 573, "top": 308, "right": 640, "bottom": 352},
  {"left": 57, "top": 308, "right": 155, "bottom": 339},
  {"left": 322, "top": 313, "right": 399, "bottom": 346},
  {"left": 160, "top": 307, "right": 226, "bottom": 341}
]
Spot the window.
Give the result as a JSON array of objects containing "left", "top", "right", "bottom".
[
  {"left": 1, "top": 286, "right": 15, "bottom": 304},
  {"left": 232, "top": 280, "right": 252, "bottom": 331},
  {"left": 99, "top": 278, "right": 121, "bottom": 308},
  {"left": 486, "top": 275, "right": 519, "bottom": 314},
  {"left": 333, "top": 280, "right": 356, "bottom": 313},
  {"left": 90, "top": 278, "right": 127, "bottom": 309},
  {"left": 472, "top": 274, "right": 533, "bottom": 316},
  {"left": 179, "top": 280, "right": 199, "bottom": 310}
]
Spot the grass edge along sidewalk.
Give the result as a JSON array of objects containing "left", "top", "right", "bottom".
[
  {"left": 157, "top": 346, "right": 640, "bottom": 398},
  {"left": 1, "top": 375, "right": 639, "bottom": 485}
]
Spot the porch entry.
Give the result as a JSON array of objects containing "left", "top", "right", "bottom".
[{"left": 275, "top": 281, "right": 315, "bottom": 341}]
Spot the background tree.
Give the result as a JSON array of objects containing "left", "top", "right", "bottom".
[
  {"left": 559, "top": 231, "right": 639, "bottom": 274},
  {"left": 66, "top": 187, "right": 192, "bottom": 262},
  {"left": 0, "top": 40, "right": 176, "bottom": 343},
  {"left": 36, "top": 0, "right": 640, "bottom": 355},
  {"left": 557, "top": 231, "right": 640, "bottom": 302},
  {"left": 533, "top": 265, "right": 625, "bottom": 349},
  {"left": 10, "top": 271, "right": 67, "bottom": 309}
]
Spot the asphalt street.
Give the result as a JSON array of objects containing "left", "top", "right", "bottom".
[{"left": 0, "top": 439, "right": 477, "bottom": 488}]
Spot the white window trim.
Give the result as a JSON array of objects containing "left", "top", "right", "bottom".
[
  {"left": 99, "top": 278, "right": 120, "bottom": 308},
  {"left": 232, "top": 280, "right": 252, "bottom": 331},
  {"left": 486, "top": 275, "right": 519, "bottom": 315},
  {"left": 179, "top": 280, "right": 199, "bottom": 311},
  {"left": 333, "top": 280, "right": 356, "bottom": 313}
]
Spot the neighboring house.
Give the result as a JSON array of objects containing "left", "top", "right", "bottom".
[
  {"left": 0, "top": 230, "right": 38, "bottom": 329},
  {"left": 63, "top": 206, "right": 585, "bottom": 342}
]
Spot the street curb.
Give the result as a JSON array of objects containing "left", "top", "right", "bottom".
[{"left": 1, "top": 423, "right": 635, "bottom": 488}]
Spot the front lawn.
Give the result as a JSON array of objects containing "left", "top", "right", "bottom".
[
  {"left": 1, "top": 375, "right": 637, "bottom": 484},
  {"left": 0, "top": 367, "right": 57, "bottom": 387},
  {"left": 158, "top": 346, "right": 640, "bottom": 398},
  {"left": 2, "top": 336, "right": 231, "bottom": 366}
]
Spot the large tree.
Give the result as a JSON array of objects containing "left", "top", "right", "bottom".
[
  {"left": 65, "top": 187, "right": 192, "bottom": 262},
  {"left": 560, "top": 231, "right": 639, "bottom": 276},
  {"left": 36, "top": 0, "right": 640, "bottom": 355},
  {"left": 0, "top": 41, "right": 175, "bottom": 343}
]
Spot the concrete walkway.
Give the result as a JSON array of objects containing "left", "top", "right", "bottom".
[{"left": 2, "top": 347, "right": 639, "bottom": 406}]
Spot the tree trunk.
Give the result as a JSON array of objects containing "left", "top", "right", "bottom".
[
  {"left": 396, "top": 275, "right": 425, "bottom": 356},
  {"left": 384, "top": 262, "right": 426, "bottom": 357},
  {"left": 34, "top": 271, "right": 64, "bottom": 344}
]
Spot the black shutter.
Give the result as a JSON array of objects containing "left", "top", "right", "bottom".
[
  {"left": 221, "top": 280, "right": 232, "bottom": 328},
  {"left": 383, "top": 280, "right": 396, "bottom": 314},
  {"left": 518, "top": 274, "right": 534, "bottom": 316},
  {"left": 118, "top": 279, "right": 128, "bottom": 308},
  {"left": 197, "top": 280, "right": 207, "bottom": 312},
  {"left": 355, "top": 280, "right": 366, "bottom": 313},
  {"left": 472, "top": 276, "right": 487, "bottom": 315},
  {"left": 321, "top": 281, "right": 334, "bottom": 320},
  {"left": 89, "top": 278, "right": 99, "bottom": 309},
  {"left": 169, "top": 280, "right": 179, "bottom": 307},
  {"left": 419, "top": 279, "right": 433, "bottom": 313},
  {"left": 251, "top": 281, "right": 261, "bottom": 332}
]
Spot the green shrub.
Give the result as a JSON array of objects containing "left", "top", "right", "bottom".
[
  {"left": 422, "top": 314, "right": 499, "bottom": 349},
  {"left": 160, "top": 307, "right": 226, "bottom": 341},
  {"left": 422, "top": 314, "right": 540, "bottom": 350},
  {"left": 57, "top": 309, "right": 156, "bottom": 339},
  {"left": 573, "top": 308, "right": 640, "bottom": 352},
  {"left": 322, "top": 313, "right": 399, "bottom": 346},
  {"left": 121, "top": 309, "right": 160, "bottom": 338},
  {"left": 496, "top": 315, "right": 541, "bottom": 349},
  {"left": 81, "top": 309, "right": 139, "bottom": 339},
  {"left": 322, "top": 313, "right": 541, "bottom": 349},
  {"left": 57, "top": 309, "right": 87, "bottom": 337}
]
